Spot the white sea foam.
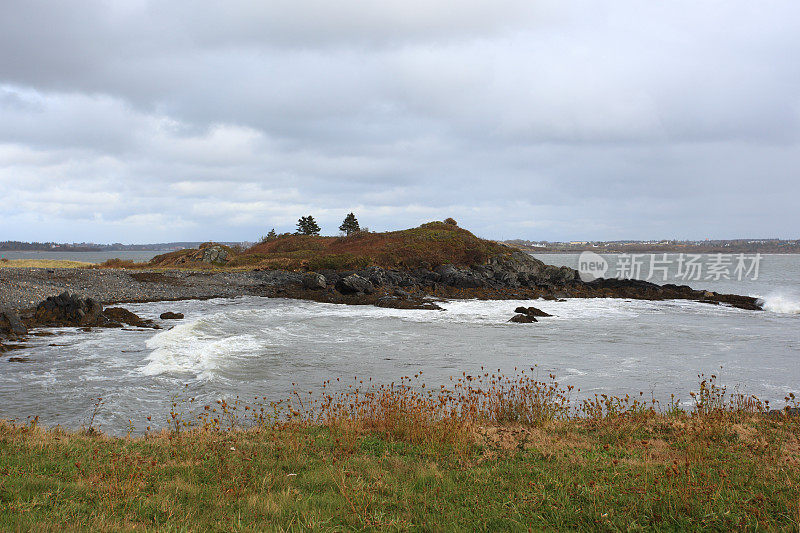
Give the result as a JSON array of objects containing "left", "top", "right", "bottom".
[
  {"left": 138, "top": 297, "right": 662, "bottom": 378},
  {"left": 142, "top": 312, "right": 265, "bottom": 378},
  {"left": 758, "top": 293, "right": 800, "bottom": 314}
]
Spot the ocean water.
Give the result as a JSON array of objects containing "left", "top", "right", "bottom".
[
  {"left": 0, "top": 250, "right": 166, "bottom": 263},
  {"left": 1, "top": 254, "right": 798, "bottom": 433},
  {"left": 535, "top": 253, "right": 800, "bottom": 314}
]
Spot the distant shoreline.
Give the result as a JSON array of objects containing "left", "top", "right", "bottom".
[{"left": 513, "top": 246, "right": 800, "bottom": 254}]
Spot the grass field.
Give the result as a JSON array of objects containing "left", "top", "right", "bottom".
[
  {"left": 0, "top": 258, "right": 93, "bottom": 269},
  {"left": 1, "top": 371, "right": 798, "bottom": 531}
]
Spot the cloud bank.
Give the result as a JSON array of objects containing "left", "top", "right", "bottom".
[{"left": 1, "top": 1, "right": 799, "bottom": 242}]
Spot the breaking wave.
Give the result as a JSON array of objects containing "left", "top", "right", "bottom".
[
  {"left": 142, "top": 310, "right": 269, "bottom": 379},
  {"left": 759, "top": 293, "right": 800, "bottom": 315}
]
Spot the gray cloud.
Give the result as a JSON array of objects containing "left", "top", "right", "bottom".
[{"left": 1, "top": 1, "right": 799, "bottom": 243}]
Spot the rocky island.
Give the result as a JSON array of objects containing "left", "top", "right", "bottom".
[{"left": 1, "top": 220, "right": 762, "bottom": 350}]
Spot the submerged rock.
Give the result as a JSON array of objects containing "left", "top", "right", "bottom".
[
  {"left": 514, "top": 306, "right": 553, "bottom": 317},
  {"left": 1, "top": 341, "right": 26, "bottom": 353},
  {"left": 159, "top": 311, "right": 184, "bottom": 320},
  {"left": 374, "top": 296, "right": 443, "bottom": 310},
  {"left": 104, "top": 307, "right": 160, "bottom": 329},
  {"left": 509, "top": 314, "right": 537, "bottom": 323}
]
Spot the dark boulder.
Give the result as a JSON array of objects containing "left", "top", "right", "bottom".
[
  {"left": 160, "top": 312, "right": 185, "bottom": 320},
  {"left": 104, "top": 307, "right": 160, "bottom": 329},
  {"left": 0, "top": 309, "right": 27, "bottom": 336},
  {"left": 514, "top": 306, "right": 553, "bottom": 317},
  {"left": 335, "top": 274, "right": 374, "bottom": 295},
  {"left": 302, "top": 272, "right": 327, "bottom": 290},
  {"left": 34, "top": 293, "right": 104, "bottom": 326},
  {"left": 410, "top": 268, "right": 440, "bottom": 285},
  {"left": 486, "top": 250, "right": 579, "bottom": 287},
  {"left": 509, "top": 314, "right": 537, "bottom": 323},
  {"left": 363, "top": 266, "right": 391, "bottom": 287}
]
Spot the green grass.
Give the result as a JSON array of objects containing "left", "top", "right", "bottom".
[
  {"left": 1, "top": 413, "right": 798, "bottom": 531},
  {"left": 2, "top": 373, "right": 798, "bottom": 530}
]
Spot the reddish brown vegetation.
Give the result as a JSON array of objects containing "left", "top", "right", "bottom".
[{"left": 237, "top": 221, "right": 509, "bottom": 270}]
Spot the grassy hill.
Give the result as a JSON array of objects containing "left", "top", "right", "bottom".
[{"left": 149, "top": 221, "right": 511, "bottom": 271}]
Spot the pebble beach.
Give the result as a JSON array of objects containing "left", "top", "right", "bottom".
[{"left": 0, "top": 267, "right": 301, "bottom": 312}]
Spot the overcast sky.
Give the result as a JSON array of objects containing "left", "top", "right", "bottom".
[{"left": 1, "top": 1, "right": 799, "bottom": 243}]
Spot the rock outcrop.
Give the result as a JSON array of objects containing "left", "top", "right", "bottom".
[
  {"left": 335, "top": 274, "right": 374, "bottom": 295},
  {"left": 200, "top": 243, "right": 229, "bottom": 264},
  {"left": 34, "top": 293, "right": 105, "bottom": 327},
  {"left": 27, "top": 293, "right": 160, "bottom": 330},
  {"left": 302, "top": 272, "right": 327, "bottom": 290},
  {"left": 159, "top": 312, "right": 184, "bottom": 320},
  {"left": 297, "top": 251, "right": 761, "bottom": 311},
  {"left": 509, "top": 314, "right": 537, "bottom": 323}
]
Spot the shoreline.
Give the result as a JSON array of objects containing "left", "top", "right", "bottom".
[
  {"left": 2, "top": 262, "right": 766, "bottom": 318},
  {"left": 1, "top": 262, "right": 764, "bottom": 315}
]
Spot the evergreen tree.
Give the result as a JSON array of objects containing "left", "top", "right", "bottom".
[
  {"left": 339, "top": 212, "right": 361, "bottom": 235},
  {"left": 296, "top": 216, "right": 321, "bottom": 235},
  {"left": 260, "top": 228, "right": 278, "bottom": 243}
]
